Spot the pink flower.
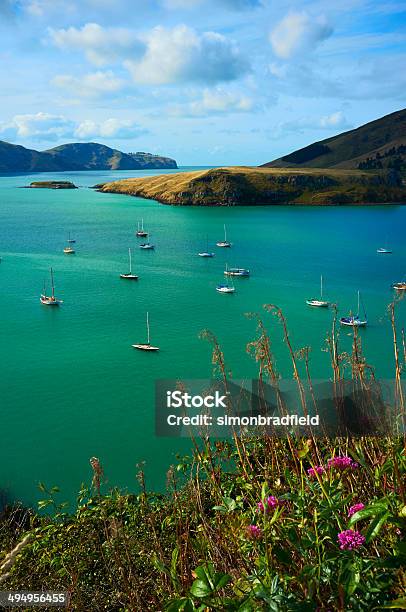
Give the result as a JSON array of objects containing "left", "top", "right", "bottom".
[
  {"left": 337, "top": 529, "right": 365, "bottom": 551},
  {"left": 257, "top": 496, "right": 284, "bottom": 513},
  {"left": 348, "top": 503, "right": 365, "bottom": 517},
  {"left": 247, "top": 525, "right": 262, "bottom": 540},
  {"left": 328, "top": 456, "right": 358, "bottom": 470},
  {"left": 307, "top": 465, "right": 325, "bottom": 478}
]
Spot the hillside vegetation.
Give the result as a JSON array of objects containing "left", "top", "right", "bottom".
[
  {"left": 262, "top": 108, "right": 406, "bottom": 171},
  {"left": 0, "top": 141, "right": 177, "bottom": 172},
  {"left": 1, "top": 304, "right": 405, "bottom": 611},
  {"left": 96, "top": 166, "right": 406, "bottom": 206}
]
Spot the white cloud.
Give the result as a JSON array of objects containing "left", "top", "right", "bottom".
[
  {"left": 49, "top": 22, "right": 144, "bottom": 66},
  {"left": 319, "top": 111, "right": 350, "bottom": 129},
  {"left": 0, "top": 112, "right": 75, "bottom": 141},
  {"left": 0, "top": 113, "right": 145, "bottom": 142},
  {"left": 52, "top": 71, "right": 125, "bottom": 97},
  {"left": 169, "top": 88, "right": 254, "bottom": 117},
  {"left": 270, "top": 11, "right": 333, "bottom": 59},
  {"left": 124, "top": 25, "right": 249, "bottom": 85},
  {"left": 74, "top": 118, "right": 146, "bottom": 139}
]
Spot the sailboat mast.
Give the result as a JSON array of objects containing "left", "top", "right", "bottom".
[
  {"left": 357, "top": 290, "right": 360, "bottom": 316},
  {"left": 320, "top": 275, "right": 323, "bottom": 299},
  {"left": 129, "top": 248, "right": 132, "bottom": 274},
  {"left": 142, "top": 218, "right": 144, "bottom": 231},
  {"left": 224, "top": 224, "right": 227, "bottom": 242},
  {"left": 146, "top": 312, "right": 150, "bottom": 344},
  {"left": 50, "top": 268, "right": 55, "bottom": 299}
]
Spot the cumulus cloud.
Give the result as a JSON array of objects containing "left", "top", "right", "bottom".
[
  {"left": 0, "top": 112, "right": 75, "bottom": 141},
  {"left": 270, "top": 11, "right": 333, "bottom": 59},
  {"left": 74, "top": 118, "right": 146, "bottom": 139},
  {"left": 124, "top": 25, "right": 249, "bottom": 85},
  {"left": 49, "top": 22, "right": 144, "bottom": 66},
  {"left": 319, "top": 111, "right": 350, "bottom": 129},
  {"left": 0, "top": 113, "right": 146, "bottom": 142},
  {"left": 52, "top": 71, "right": 125, "bottom": 97},
  {"left": 169, "top": 88, "right": 254, "bottom": 117}
]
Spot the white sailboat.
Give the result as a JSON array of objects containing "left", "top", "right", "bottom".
[
  {"left": 40, "top": 268, "right": 62, "bottom": 306},
  {"left": 199, "top": 235, "right": 214, "bottom": 258},
  {"left": 340, "top": 291, "right": 367, "bottom": 327},
  {"left": 136, "top": 219, "right": 148, "bottom": 238},
  {"left": 132, "top": 312, "right": 159, "bottom": 351},
  {"left": 306, "top": 275, "right": 329, "bottom": 307},
  {"left": 216, "top": 224, "right": 231, "bottom": 248},
  {"left": 377, "top": 236, "right": 392, "bottom": 253},
  {"left": 217, "top": 264, "right": 235, "bottom": 293},
  {"left": 224, "top": 266, "right": 249, "bottom": 277},
  {"left": 120, "top": 248, "right": 138, "bottom": 280},
  {"left": 67, "top": 232, "right": 76, "bottom": 244}
]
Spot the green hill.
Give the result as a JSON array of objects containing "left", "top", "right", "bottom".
[
  {"left": 0, "top": 141, "right": 177, "bottom": 172},
  {"left": 262, "top": 108, "right": 406, "bottom": 171}
]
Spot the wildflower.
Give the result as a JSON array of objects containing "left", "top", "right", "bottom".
[
  {"left": 328, "top": 456, "right": 358, "bottom": 470},
  {"left": 257, "top": 495, "right": 284, "bottom": 513},
  {"left": 337, "top": 529, "right": 365, "bottom": 550},
  {"left": 348, "top": 503, "right": 365, "bottom": 517},
  {"left": 307, "top": 465, "right": 325, "bottom": 478},
  {"left": 247, "top": 525, "right": 262, "bottom": 540}
]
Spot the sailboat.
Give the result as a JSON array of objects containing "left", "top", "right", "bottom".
[
  {"left": 120, "top": 248, "right": 138, "bottom": 280},
  {"left": 40, "top": 268, "right": 62, "bottom": 306},
  {"left": 306, "top": 275, "right": 329, "bottom": 307},
  {"left": 377, "top": 236, "right": 392, "bottom": 253},
  {"left": 216, "top": 224, "right": 231, "bottom": 248},
  {"left": 199, "top": 235, "right": 214, "bottom": 258},
  {"left": 67, "top": 232, "right": 76, "bottom": 244},
  {"left": 63, "top": 238, "right": 75, "bottom": 254},
  {"left": 139, "top": 236, "right": 155, "bottom": 250},
  {"left": 136, "top": 219, "right": 148, "bottom": 238},
  {"left": 217, "top": 265, "right": 235, "bottom": 293},
  {"left": 132, "top": 312, "right": 159, "bottom": 351},
  {"left": 340, "top": 291, "right": 367, "bottom": 327},
  {"left": 224, "top": 266, "right": 249, "bottom": 277}
]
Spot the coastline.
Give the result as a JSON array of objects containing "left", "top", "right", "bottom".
[{"left": 94, "top": 166, "right": 406, "bottom": 206}]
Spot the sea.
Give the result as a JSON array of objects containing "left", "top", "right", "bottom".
[{"left": 0, "top": 167, "right": 405, "bottom": 508}]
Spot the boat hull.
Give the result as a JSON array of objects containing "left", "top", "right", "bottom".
[
  {"left": 199, "top": 253, "right": 214, "bottom": 258},
  {"left": 216, "top": 242, "right": 231, "bottom": 248},
  {"left": 139, "top": 245, "right": 154, "bottom": 250},
  {"left": 132, "top": 344, "right": 159, "bottom": 351},
  {"left": 120, "top": 274, "right": 138, "bottom": 280},
  {"left": 224, "top": 269, "right": 249, "bottom": 277},
  {"left": 340, "top": 317, "right": 367, "bottom": 327},
  {"left": 216, "top": 286, "right": 235, "bottom": 293},
  {"left": 40, "top": 296, "right": 60, "bottom": 306},
  {"left": 306, "top": 300, "right": 329, "bottom": 307}
]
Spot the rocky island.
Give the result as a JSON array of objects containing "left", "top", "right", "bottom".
[
  {"left": 95, "top": 166, "right": 406, "bottom": 206},
  {"left": 27, "top": 180, "right": 78, "bottom": 189}
]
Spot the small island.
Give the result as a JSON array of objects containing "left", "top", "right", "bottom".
[{"left": 27, "top": 181, "right": 78, "bottom": 189}]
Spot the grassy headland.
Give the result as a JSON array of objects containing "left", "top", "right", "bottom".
[{"left": 96, "top": 166, "right": 406, "bottom": 206}]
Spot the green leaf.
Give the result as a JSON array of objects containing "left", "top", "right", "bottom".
[
  {"left": 348, "top": 503, "right": 388, "bottom": 527},
  {"left": 365, "top": 511, "right": 390, "bottom": 543},
  {"left": 165, "top": 598, "right": 195, "bottom": 612},
  {"left": 377, "top": 597, "right": 406, "bottom": 610},
  {"left": 341, "top": 561, "right": 361, "bottom": 598}
]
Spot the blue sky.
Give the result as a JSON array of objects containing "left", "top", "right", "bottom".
[{"left": 0, "top": 0, "right": 405, "bottom": 165}]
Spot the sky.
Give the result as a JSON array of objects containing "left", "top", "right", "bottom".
[{"left": 0, "top": 0, "right": 405, "bottom": 165}]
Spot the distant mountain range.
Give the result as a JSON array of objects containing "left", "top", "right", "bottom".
[
  {"left": 262, "top": 108, "right": 406, "bottom": 171},
  {"left": 0, "top": 141, "right": 177, "bottom": 172}
]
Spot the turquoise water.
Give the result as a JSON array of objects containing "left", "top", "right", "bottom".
[{"left": 0, "top": 168, "right": 405, "bottom": 508}]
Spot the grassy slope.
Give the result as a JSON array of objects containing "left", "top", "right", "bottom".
[
  {"left": 262, "top": 108, "right": 406, "bottom": 169},
  {"left": 97, "top": 166, "right": 406, "bottom": 206}
]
